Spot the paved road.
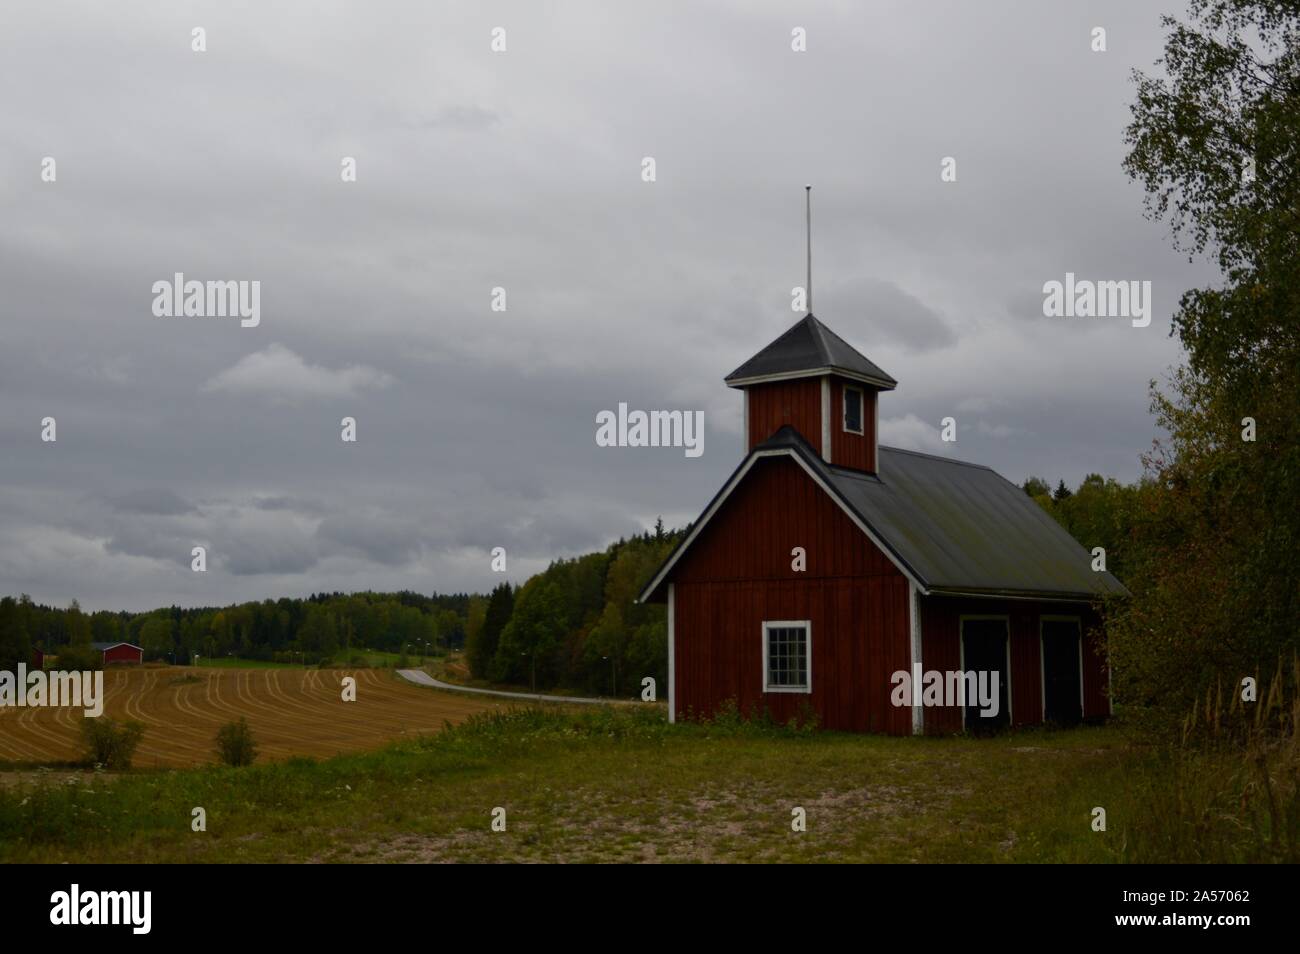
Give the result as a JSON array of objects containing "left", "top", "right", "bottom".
[{"left": 396, "top": 669, "right": 633, "bottom": 705}]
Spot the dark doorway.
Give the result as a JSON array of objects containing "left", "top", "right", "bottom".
[
  {"left": 1041, "top": 619, "right": 1083, "bottom": 726},
  {"left": 961, "top": 618, "right": 1010, "bottom": 732}
]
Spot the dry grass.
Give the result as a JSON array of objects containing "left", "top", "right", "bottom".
[{"left": 0, "top": 667, "right": 502, "bottom": 768}]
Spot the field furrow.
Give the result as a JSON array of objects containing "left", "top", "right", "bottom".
[{"left": 0, "top": 666, "right": 502, "bottom": 768}]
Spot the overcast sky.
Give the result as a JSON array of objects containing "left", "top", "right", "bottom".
[{"left": 0, "top": 1, "right": 1213, "bottom": 611}]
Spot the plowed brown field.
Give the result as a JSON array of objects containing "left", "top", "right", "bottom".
[{"left": 0, "top": 667, "right": 502, "bottom": 769}]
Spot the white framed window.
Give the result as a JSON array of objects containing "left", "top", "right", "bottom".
[
  {"left": 843, "top": 386, "right": 864, "bottom": 434},
  {"left": 762, "top": 620, "right": 811, "bottom": 693}
]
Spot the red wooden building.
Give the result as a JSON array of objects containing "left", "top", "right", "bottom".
[
  {"left": 640, "top": 314, "right": 1127, "bottom": 735},
  {"left": 91, "top": 641, "right": 144, "bottom": 666}
]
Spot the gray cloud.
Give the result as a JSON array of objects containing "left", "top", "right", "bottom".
[
  {"left": 410, "top": 105, "right": 502, "bottom": 132},
  {"left": 202, "top": 344, "right": 394, "bottom": 403},
  {"left": 0, "top": 1, "right": 1212, "bottom": 610},
  {"left": 105, "top": 489, "right": 196, "bottom": 516},
  {"left": 820, "top": 278, "right": 956, "bottom": 353},
  {"left": 316, "top": 512, "right": 424, "bottom": 566}
]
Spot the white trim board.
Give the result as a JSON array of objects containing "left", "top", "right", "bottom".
[
  {"left": 872, "top": 393, "right": 879, "bottom": 472},
  {"left": 928, "top": 589, "right": 1097, "bottom": 604},
  {"left": 637, "top": 446, "right": 927, "bottom": 601},
  {"left": 727, "top": 367, "right": 896, "bottom": 391},
  {"left": 742, "top": 391, "right": 749, "bottom": 453}
]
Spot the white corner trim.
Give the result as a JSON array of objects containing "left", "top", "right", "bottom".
[
  {"left": 742, "top": 390, "right": 749, "bottom": 454},
  {"left": 873, "top": 395, "right": 879, "bottom": 472},
  {"left": 820, "top": 376, "right": 832, "bottom": 463},
  {"left": 909, "top": 581, "right": 924, "bottom": 735},
  {"left": 667, "top": 583, "right": 676, "bottom": 723}
]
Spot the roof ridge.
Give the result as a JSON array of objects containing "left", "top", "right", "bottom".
[
  {"left": 877, "top": 444, "right": 995, "bottom": 472},
  {"left": 804, "top": 313, "right": 833, "bottom": 362}
]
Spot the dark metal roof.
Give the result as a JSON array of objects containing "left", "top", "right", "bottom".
[
  {"left": 641, "top": 426, "right": 1128, "bottom": 602},
  {"left": 724, "top": 314, "right": 897, "bottom": 389},
  {"left": 90, "top": 641, "right": 142, "bottom": 651}
]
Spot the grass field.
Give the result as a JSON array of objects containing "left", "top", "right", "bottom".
[
  {"left": 192, "top": 649, "right": 429, "bottom": 669},
  {"left": 0, "top": 703, "right": 1194, "bottom": 863},
  {"left": 192, "top": 656, "right": 299, "bottom": 669},
  {"left": 2, "top": 682, "right": 1291, "bottom": 863},
  {"left": 0, "top": 667, "right": 502, "bottom": 769}
]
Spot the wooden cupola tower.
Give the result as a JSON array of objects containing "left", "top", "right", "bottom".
[{"left": 724, "top": 313, "right": 896, "bottom": 473}]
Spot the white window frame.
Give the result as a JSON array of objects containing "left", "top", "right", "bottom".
[
  {"left": 958, "top": 614, "right": 1012, "bottom": 726},
  {"left": 762, "top": 620, "right": 812, "bottom": 694},
  {"left": 842, "top": 385, "right": 865, "bottom": 435},
  {"left": 1038, "top": 614, "right": 1084, "bottom": 721}
]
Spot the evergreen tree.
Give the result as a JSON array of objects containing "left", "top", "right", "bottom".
[{"left": 468, "top": 583, "right": 513, "bottom": 679}]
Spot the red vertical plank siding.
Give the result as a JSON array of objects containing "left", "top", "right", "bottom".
[
  {"left": 745, "top": 379, "right": 824, "bottom": 456},
  {"left": 918, "top": 595, "right": 1110, "bottom": 733},
  {"left": 663, "top": 453, "right": 1114, "bottom": 735},
  {"left": 102, "top": 644, "right": 143, "bottom": 665},
  {"left": 671, "top": 456, "right": 910, "bottom": 732},
  {"left": 828, "top": 378, "right": 877, "bottom": 472}
]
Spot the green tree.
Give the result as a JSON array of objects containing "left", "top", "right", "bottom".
[
  {"left": 297, "top": 604, "right": 339, "bottom": 660},
  {"left": 137, "top": 615, "right": 174, "bottom": 661},
  {"left": 1114, "top": 0, "right": 1300, "bottom": 715},
  {"left": 0, "top": 596, "right": 33, "bottom": 672},
  {"left": 65, "top": 599, "right": 91, "bottom": 646},
  {"left": 464, "top": 595, "right": 487, "bottom": 656},
  {"left": 467, "top": 583, "right": 513, "bottom": 678},
  {"left": 1050, "top": 475, "right": 1143, "bottom": 582},
  {"left": 1021, "top": 476, "right": 1051, "bottom": 499},
  {"left": 492, "top": 577, "right": 564, "bottom": 686}
]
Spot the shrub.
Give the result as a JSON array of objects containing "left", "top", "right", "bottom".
[
  {"left": 80, "top": 718, "right": 144, "bottom": 769},
  {"left": 57, "top": 644, "right": 103, "bottom": 672},
  {"left": 215, "top": 717, "right": 258, "bottom": 767},
  {"left": 1120, "top": 661, "right": 1300, "bottom": 863}
]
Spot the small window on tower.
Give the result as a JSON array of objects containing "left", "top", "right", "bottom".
[{"left": 843, "top": 386, "right": 864, "bottom": 434}]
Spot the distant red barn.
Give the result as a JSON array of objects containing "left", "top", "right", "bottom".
[
  {"left": 91, "top": 641, "right": 144, "bottom": 665},
  {"left": 31, "top": 647, "right": 45, "bottom": 669},
  {"left": 640, "top": 314, "right": 1127, "bottom": 735}
]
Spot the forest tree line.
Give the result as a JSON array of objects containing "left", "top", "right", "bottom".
[
  {"left": 0, "top": 524, "right": 685, "bottom": 697},
  {"left": 462, "top": 523, "right": 683, "bottom": 696},
  {"left": 0, "top": 590, "right": 469, "bottom": 670}
]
